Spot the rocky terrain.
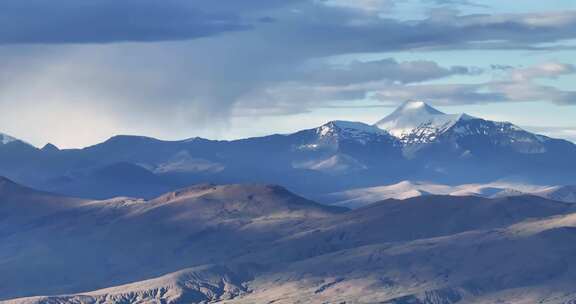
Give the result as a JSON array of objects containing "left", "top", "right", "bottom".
[{"left": 2, "top": 177, "right": 576, "bottom": 303}]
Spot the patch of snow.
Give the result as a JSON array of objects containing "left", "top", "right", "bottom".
[
  {"left": 318, "top": 121, "right": 388, "bottom": 138},
  {"left": 316, "top": 120, "right": 395, "bottom": 146},
  {"left": 531, "top": 185, "right": 576, "bottom": 203},
  {"left": 325, "top": 180, "right": 552, "bottom": 208},
  {"left": 302, "top": 120, "right": 396, "bottom": 149},
  {"left": 0, "top": 133, "right": 18, "bottom": 145},
  {"left": 374, "top": 100, "right": 475, "bottom": 143}
]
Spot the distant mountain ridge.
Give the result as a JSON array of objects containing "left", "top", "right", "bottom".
[
  {"left": 0, "top": 101, "right": 574, "bottom": 199},
  {"left": 323, "top": 180, "right": 576, "bottom": 208},
  {"left": 377, "top": 100, "right": 568, "bottom": 157}
]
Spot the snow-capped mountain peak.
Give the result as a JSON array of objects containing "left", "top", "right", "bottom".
[
  {"left": 295, "top": 120, "right": 399, "bottom": 154},
  {"left": 318, "top": 120, "right": 388, "bottom": 137},
  {"left": 313, "top": 120, "right": 397, "bottom": 146},
  {"left": 0, "top": 132, "right": 19, "bottom": 145},
  {"left": 372, "top": 101, "right": 558, "bottom": 154},
  {"left": 374, "top": 100, "right": 474, "bottom": 143},
  {"left": 392, "top": 100, "right": 443, "bottom": 115}
]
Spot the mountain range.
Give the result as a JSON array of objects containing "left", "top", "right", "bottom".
[
  {"left": 0, "top": 100, "right": 574, "bottom": 200},
  {"left": 323, "top": 181, "right": 576, "bottom": 208},
  {"left": 3, "top": 177, "right": 576, "bottom": 303}
]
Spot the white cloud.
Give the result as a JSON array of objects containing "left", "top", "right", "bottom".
[
  {"left": 524, "top": 126, "right": 576, "bottom": 143},
  {"left": 316, "top": 0, "right": 395, "bottom": 13},
  {"left": 510, "top": 62, "right": 576, "bottom": 81},
  {"left": 1, "top": 2, "right": 576, "bottom": 147}
]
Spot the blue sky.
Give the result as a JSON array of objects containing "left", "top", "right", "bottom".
[{"left": 0, "top": 0, "right": 575, "bottom": 147}]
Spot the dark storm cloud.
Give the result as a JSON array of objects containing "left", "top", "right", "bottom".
[
  {"left": 1, "top": 0, "right": 576, "bottom": 48},
  {"left": 271, "top": 8, "right": 576, "bottom": 55},
  {"left": 0, "top": 0, "right": 260, "bottom": 44},
  {"left": 371, "top": 75, "right": 576, "bottom": 107},
  {"left": 1, "top": 0, "right": 576, "bottom": 147},
  {"left": 292, "top": 59, "right": 480, "bottom": 85},
  {"left": 252, "top": 62, "right": 576, "bottom": 110}
]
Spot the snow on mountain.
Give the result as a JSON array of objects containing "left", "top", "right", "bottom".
[
  {"left": 324, "top": 180, "right": 550, "bottom": 208},
  {"left": 325, "top": 181, "right": 576, "bottom": 208},
  {"left": 529, "top": 185, "right": 576, "bottom": 203},
  {"left": 0, "top": 132, "right": 35, "bottom": 148},
  {"left": 292, "top": 121, "right": 400, "bottom": 174},
  {"left": 0, "top": 100, "right": 574, "bottom": 200},
  {"left": 444, "top": 118, "right": 553, "bottom": 154},
  {"left": 486, "top": 185, "right": 576, "bottom": 204},
  {"left": 318, "top": 120, "right": 390, "bottom": 138},
  {"left": 0, "top": 133, "right": 18, "bottom": 145},
  {"left": 324, "top": 181, "right": 446, "bottom": 207},
  {"left": 293, "top": 121, "right": 400, "bottom": 160},
  {"left": 374, "top": 100, "right": 474, "bottom": 144},
  {"left": 373, "top": 100, "right": 552, "bottom": 153},
  {"left": 309, "top": 120, "right": 398, "bottom": 146}
]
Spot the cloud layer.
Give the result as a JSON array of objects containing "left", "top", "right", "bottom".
[{"left": 0, "top": 0, "right": 575, "bottom": 147}]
